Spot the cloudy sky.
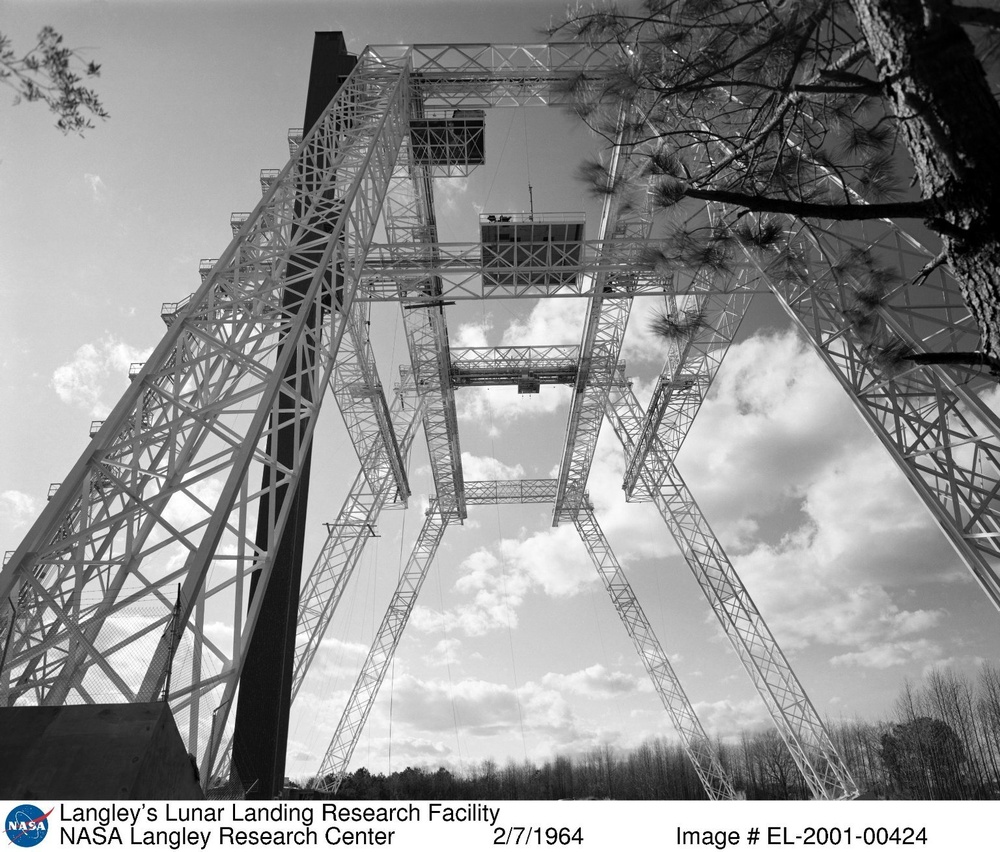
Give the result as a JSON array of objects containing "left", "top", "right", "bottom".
[{"left": 2, "top": 0, "right": 998, "bottom": 784}]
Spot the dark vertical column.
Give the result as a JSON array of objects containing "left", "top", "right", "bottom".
[{"left": 232, "top": 32, "right": 356, "bottom": 800}]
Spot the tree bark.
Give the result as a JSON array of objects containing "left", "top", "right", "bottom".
[{"left": 850, "top": 0, "right": 1000, "bottom": 360}]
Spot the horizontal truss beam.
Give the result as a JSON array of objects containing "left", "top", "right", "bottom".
[
  {"left": 451, "top": 346, "right": 580, "bottom": 387},
  {"left": 464, "top": 479, "right": 559, "bottom": 504}
]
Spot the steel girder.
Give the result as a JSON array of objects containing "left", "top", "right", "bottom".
[
  {"left": 308, "top": 475, "right": 732, "bottom": 799},
  {"left": 606, "top": 376, "right": 858, "bottom": 800},
  {"left": 623, "top": 289, "right": 754, "bottom": 500},
  {"left": 354, "top": 238, "right": 767, "bottom": 303},
  {"left": 313, "top": 500, "right": 451, "bottom": 792},
  {"left": 291, "top": 371, "right": 426, "bottom": 706},
  {"left": 0, "top": 50, "right": 411, "bottom": 776},
  {"left": 9, "top": 35, "right": 988, "bottom": 806},
  {"left": 465, "top": 479, "right": 560, "bottom": 504},
  {"left": 573, "top": 504, "right": 737, "bottom": 800},
  {"left": 212, "top": 372, "right": 426, "bottom": 784},
  {"left": 451, "top": 345, "right": 581, "bottom": 387},
  {"left": 331, "top": 304, "right": 409, "bottom": 500},
  {"left": 371, "top": 43, "right": 620, "bottom": 109},
  {"left": 553, "top": 107, "right": 653, "bottom": 524},
  {"left": 380, "top": 139, "right": 466, "bottom": 520},
  {"left": 762, "top": 217, "right": 1000, "bottom": 610}
]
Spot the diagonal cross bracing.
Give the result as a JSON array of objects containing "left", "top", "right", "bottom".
[
  {"left": 380, "top": 138, "right": 466, "bottom": 520},
  {"left": 574, "top": 504, "right": 736, "bottom": 800},
  {"left": 356, "top": 241, "right": 758, "bottom": 302},
  {"left": 465, "top": 479, "right": 559, "bottom": 504},
  {"left": 206, "top": 373, "right": 426, "bottom": 786},
  {"left": 760, "top": 216, "right": 1000, "bottom": 610},
  {"left": 606, "top": 374, "right": 858, "bottom": 800},
  {"left": 0, "top": 49, "right": 412, "bottom": 775},
  {"left": 451, "top": 346, "right": 580, "bottom": 387},
  {"left": 290, "top": 370, "right": 426, "bottom": 706},
  {"left": 371, "top": 43, "right": 621, "bottom": 109},
  {"left": 313, "top": 499, "right": 451, "bottom": 792},
  {"left": 331, "top": 304, "right": 409, "bottom": 499},
  {"left": 311, "top": 473, "right": 733, "bottom": 800},
  {"left": 623, "top": 289, "right": 753, "bottom": 501},
  {"left": 356, "top": 237, "right": 765, "bottom": 295},
  {"left": 552, "top": 107, "right": 652, "bottom": 524},
  {"left": 9, "top": 35, "right": 997, "bottom": 805}
]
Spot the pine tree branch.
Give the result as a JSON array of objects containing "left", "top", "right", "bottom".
[
  {"left": 680, "top": 185, "right": 933, "bottom": 220},
  {"left": 697, "top": 40, "right": 871, "bottom": 181},
  {"left": 793, "top": 81, "right": 882, "bottom": 96}
]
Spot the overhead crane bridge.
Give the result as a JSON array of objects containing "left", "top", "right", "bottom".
[{"left": 3, "top": 34, "right": 1000, "bottom": 803}]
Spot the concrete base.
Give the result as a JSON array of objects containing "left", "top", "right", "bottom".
[{"left": 0, "top": 702, "right": 204, "bottom": 799}]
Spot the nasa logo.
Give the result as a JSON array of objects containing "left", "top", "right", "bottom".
[{"left": 5, "top": 805, "right": 53, "bottom": 848}]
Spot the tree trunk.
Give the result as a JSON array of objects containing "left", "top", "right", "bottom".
[{"left": 850, "top": 0, "right": 1000, "bottom": 360}]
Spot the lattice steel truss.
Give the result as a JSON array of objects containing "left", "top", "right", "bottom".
[
  {"left": 573, "top": 504, "right": 736, "bottom": 800},
  {"left": 314, "top": 498, "right": 452, "bottom": 789},
  {"left": 608, "top": 372, "right": 859, "bottom": 799},
  {"left": 0, "top": 47, "right": 414, "bottom": 771},
  {"left": 767, "top": 217, "right": 1000, "bottom": 610},
  {"left": 3, "top": 38, "right": 998, "bottom": 802}
]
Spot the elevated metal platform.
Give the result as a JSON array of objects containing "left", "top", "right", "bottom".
[
  {"left": 480, "top": 212, "right": 585, "bottom": 294},
  {"left": 410, "top": 109, "right": 485, "bottom": 177}
]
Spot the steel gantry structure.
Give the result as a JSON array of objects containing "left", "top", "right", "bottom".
[{"left": 3, "top": 36, "right": 1000, "bottom": 802}]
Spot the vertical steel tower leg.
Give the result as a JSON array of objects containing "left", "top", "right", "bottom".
[
  {"left": 574, "top": 505, "right": 737, "bottom": 799},
  {"left": 0, "top": 50, "right": 416, "bottom": 791},
  {"left": 211, "top": 373, "right": 425, "bottom": 784},
  {"left": 607, "top": 378, "right": 858, "bottom": 800},
  {"left": 313, "top": 500, "right": 450, "bottom": 792}
]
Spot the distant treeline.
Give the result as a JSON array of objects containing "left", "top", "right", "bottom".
[{"left": 296, "top": 662, "right": 1000, "bottom": 800}]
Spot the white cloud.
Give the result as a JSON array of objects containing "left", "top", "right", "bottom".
[
  {"left": 541, "top": 664, "right": 647, "bottom": 698},
  {"left": 391, "top": 673, "right": 535, "bottom": 736},
  {"left": 412, "top": 548, "right": 525, "bottom": 636},
  {"left": 453, "top": 319, "right": 491, "bottom": 348},
  {"left": 434, "top": 176, "right": 469, "bottom": 213},
  {"left": 451, "top": 300, "right": 587, "bottom": 426},
  {"left": 501, "top": 298, "right": 586, "bottom": 347},
  {"left": 411, "top": 524, "right": 595, "bottom": 638},
  {"left": 51, "top": 335, "right": 152, "bottom": 415},
  {"left": 0, "top": 490, "right": 41, "bottom": 530},
  {"left": 457, "top": 384, "right": 569, "bottom": 425},
  {"left": 602, "top": 329, "right": 962, "bottom": 666},
  {"left": 460, "top": 452, "right": 525, "bottom": 481},
  {"left": 84, "top": 173, "right": 109, "bottom": 202},
  {"left": 423, "top": 638, "right": 462, "bottom": 667},
  {"left": 693, "top": 698, "right": 773, "bottom": 738},
  {"left": 621, "top": 302, "right": 677, "bottom": 367},
  {"left": 830, "top": 639, "right": 944, "bottom": 670},
  {"left": 386, "top": 672, "right": 614, "bottom": 758}
]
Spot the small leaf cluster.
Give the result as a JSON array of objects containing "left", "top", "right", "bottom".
[{"left": 1, "top": 26, "right": 108, "bottom": 134}]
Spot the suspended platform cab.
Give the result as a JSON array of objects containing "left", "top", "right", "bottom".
[
  {"left": 410, "top": 109, "right": 485, "bottom": 177},
  {"left": 480, "top": 212, "right": 585, "bottom": 296}
]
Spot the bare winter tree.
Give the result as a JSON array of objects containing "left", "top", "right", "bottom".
[
  {"left": 548, "top": 0, "right": 1000, "bottom": 367},
  {"left": 1, "top": 26, "right": 108, "bottom": 134}
]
